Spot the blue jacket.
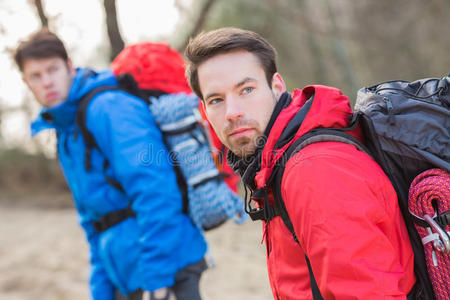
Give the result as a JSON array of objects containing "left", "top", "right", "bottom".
[{"left": 31, "top": 69, "right": 207, "bottom": 299}]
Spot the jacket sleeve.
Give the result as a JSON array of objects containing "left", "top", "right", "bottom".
[
  {"left": 281, "top": 142, "right": 415, "bottom": 299},
  {"left": 80, "top": 219, "right": 115, "bottom": 300},
  {"left": 86, "top": 91, "right": 192, "bottom": 291}
]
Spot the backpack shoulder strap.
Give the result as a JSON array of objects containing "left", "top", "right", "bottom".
[
  {"left": 75, "top": 85, "right": 118, "bottom": 170},
  {"left": 268, "top": 122, "right": 368, "bottom": 300},
  {"left": 75, "top": 85, "right": 125, "bottom": 194}
]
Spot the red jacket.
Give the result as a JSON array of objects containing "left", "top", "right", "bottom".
[{"left": 254, "top": 86, "right": 415, "bottom": 299}]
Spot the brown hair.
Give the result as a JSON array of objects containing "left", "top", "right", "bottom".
[
  {"left": 185, "top": 27, "right": 277, "bottom": 100},
  {"left": 14, "top": 29, "right": 69, "bottom": 72}
]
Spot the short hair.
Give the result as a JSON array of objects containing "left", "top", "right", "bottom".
[
  {"left": 14, "top": 29, "right": 69, "bottom": 72},
  {"left": 185, "top": 27, "right": 278, "bottom": 100}
]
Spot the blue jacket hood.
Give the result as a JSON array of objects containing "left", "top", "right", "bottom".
[{"left": 31, "top": 68, "right": 117, "bottom": 136}]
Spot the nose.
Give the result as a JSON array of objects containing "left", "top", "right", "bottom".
[
  {"left": 225, "top": 96, "right": 244, "bottom": 122},
  {"left": 41, "top": 72, "right": 53, "bottom": 87}
]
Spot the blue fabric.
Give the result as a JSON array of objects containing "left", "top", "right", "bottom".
[
  {"left": 31, "top": 68, "right": 207, "bottom": 300},
  {"left": 149, "top": 93, "right": 247, "bottom": 229}
]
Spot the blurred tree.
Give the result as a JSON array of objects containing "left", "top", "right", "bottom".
[
  {"left": 31, "top": 0, "right": 49, "bottom": 28},
  {"left": 178, "top": 0, "right": 218, "bottom": 52},
  {"left": 103, "top": 0, "right": 124, "bottom": 61}
]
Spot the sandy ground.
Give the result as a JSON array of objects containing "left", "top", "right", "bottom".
[{"left": 0, "top": 203, "right": 273, "bottom": 300}]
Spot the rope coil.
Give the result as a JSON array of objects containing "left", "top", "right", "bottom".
[{"left": 408, "top": 168, "right": 450, "bottom": 300}]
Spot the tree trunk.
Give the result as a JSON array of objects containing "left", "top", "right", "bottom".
[
  {"left": 103, "top": 0, "right": 125, "bottom": 61},
  {"left": 177, "top": 0, "right": 217, "bottom": 52},
  {"left": 32, "top": 0, "right": 49, "bottom": 28}
]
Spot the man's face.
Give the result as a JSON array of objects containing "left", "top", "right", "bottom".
[
  {"left": 22, "top": 57, "right": 75, "bottom": 108},
  {"left": 198, "top": 50, "right": 285, "bottom": 157}
]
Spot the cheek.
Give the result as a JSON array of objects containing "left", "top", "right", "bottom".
[{"left": 205, "top": 109, "right": 222, "bottom": 129}]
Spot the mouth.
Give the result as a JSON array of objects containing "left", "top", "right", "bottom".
[
  {"left": 46, "top": 91, "right": 59, "bottom": 100},
  {"left": 229, "top": 127, "right": 254, "bottom": 138}
]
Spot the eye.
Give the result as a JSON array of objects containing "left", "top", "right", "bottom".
[
  {"left": 207, "top": 97, "right": 223, "bottom": 106},
  {"left": 241, "top": 87, "right": 254, "bottom": 95},
  {"left": 48, "top": 65, "right": 58, "bottom": 73},
  {"left": 29, "top": 73, "right": 41, "bottom": 82}
]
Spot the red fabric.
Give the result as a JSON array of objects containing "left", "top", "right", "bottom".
[
  {"left": 110, "top": 42, "right": 192, "bottom": 94},
  {"left": 259, "top": 86, "right": 416, "bottom": 299},
  {"left": 408, "top": 168, "right": 449, "bottom": 300}
]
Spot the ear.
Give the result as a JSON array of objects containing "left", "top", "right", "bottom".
[
  {"left": 67, "top": 59, "right": 76, "bottom": 76},
  {"left": 271, "top": 72, "right": 286, "bottom": 100}
]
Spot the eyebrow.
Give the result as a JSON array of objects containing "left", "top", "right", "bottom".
[
  {"left": 204, "top": 77, "right": 257, "bottom": 101},
  {"left": 235, "top": 77, "right": 257, "bottom": 89}
]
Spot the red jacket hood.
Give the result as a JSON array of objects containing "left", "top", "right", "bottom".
[{"left": 255, "top": 85, "right": 356, "bottom": 188}]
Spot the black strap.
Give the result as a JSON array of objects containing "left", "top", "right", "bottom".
[
  {"left": 103, "top": 160, "right": 125, "bottom": 193},
  {"left": 93, "top": 205, "right": 135, "bottom": 233},
  {"left": 305, "top": 255, "right": 324, "bottom": 300},
  {"left": 75, "top": 85, "right": 119, "bottom": 170}
]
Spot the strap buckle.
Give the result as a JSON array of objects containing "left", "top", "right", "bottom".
[{"left": 248, "top": 207, "right": 265, "bottom": 221}]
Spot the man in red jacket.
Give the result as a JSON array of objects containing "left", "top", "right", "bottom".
[{"left": 185, "top": 27, "right": 416, "bottom": 299}]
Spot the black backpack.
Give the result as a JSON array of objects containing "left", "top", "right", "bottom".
[{"left": 248, "top": 75, "right": 450, "bottom": 299}]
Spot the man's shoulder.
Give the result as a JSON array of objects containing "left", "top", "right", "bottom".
[
  {"left": 284, "top": 141, "right": 385, "bottom": 181},
  {"left": 281, "top": 141, "right": 395, "bottom": 200}
]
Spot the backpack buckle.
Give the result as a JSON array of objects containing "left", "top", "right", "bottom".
[
  {"left": 423, "top": 214, "right": 450, "bottom": 253},
  {"left": 248, "top": 208, "right": 265, "bottom": 221},
  {"left": 247, "top": 188, "right": 274, "bottom": 221}
]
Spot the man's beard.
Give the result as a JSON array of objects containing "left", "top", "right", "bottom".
[
  {"left": 229, "top": 135, "right": 256, "bottom": 157},
  {"left": 228, "top": 133, "right": 268, "bottom": 158}
]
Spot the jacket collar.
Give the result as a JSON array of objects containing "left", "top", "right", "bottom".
[{"left": 254, "top": 85, "right": 355, "bottom": 189}]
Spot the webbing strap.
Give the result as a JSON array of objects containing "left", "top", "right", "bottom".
[
  {"left": 305, "top": 255, "right": 324, "bottom": 300},
  {"left": 92, "top": 205, "right": 135, "bottom": 233},
  {"left": 75, "top": 85, "right": 119, "bottom": 170},
  {"left": 103, "top": 160, "right": 125, "bottom": 194}
]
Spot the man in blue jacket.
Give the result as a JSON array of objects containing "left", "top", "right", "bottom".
[{"left": 14, "top": 29, "right": 207, "bottom": 300}]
